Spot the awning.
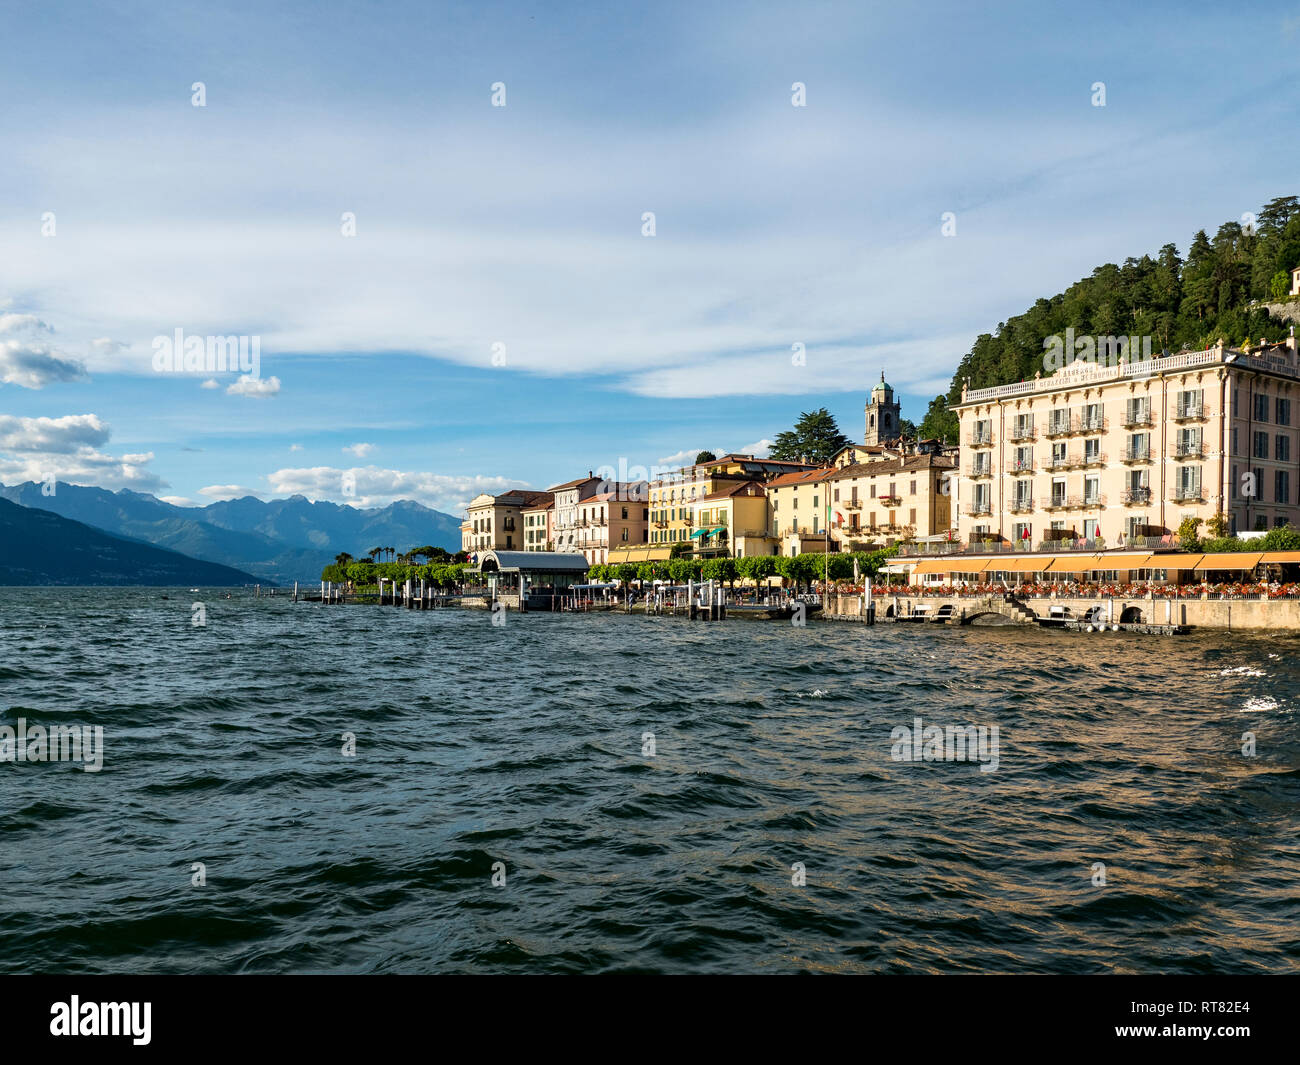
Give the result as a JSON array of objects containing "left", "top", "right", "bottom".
[
  {"left": 1096, "top": 553, "right": 1154, "bottom": 569},
  {"left": 984, "top": 556, "right": 1053, "bottom": 573},
  {"left": 1259, "top": 551, "right": 1300, "bottom": 565},
  {"left": 1195, "top": 552, "right": 1263, "bottom": 571},
  {"left": 710, "top": 526, "right": 727, "bottom": 535},
  {"left": 913, "top": 558, "right": 955, "bottom": 574},
  {"left": 1152, "top": 553, "right": 1205, "bottom": 570},
  {"left": 689, "top": 528, "right": 707, "bottom": 539},
  {"left": 1045, "top": 554, "right": 1102, "bottom": 572},
  {"left": 913, "top": 557, "right": 994, "bottom": 575}
]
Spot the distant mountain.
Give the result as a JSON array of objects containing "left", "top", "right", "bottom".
[
  {"left": 0, "top": 484, "right": 462, "bottom": 585},
  {"left": 0, "top": 498, "right": 259, "bottom": 586}
]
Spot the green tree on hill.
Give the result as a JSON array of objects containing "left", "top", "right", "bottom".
[{"left": 769, "top": 408, "right": 850, "bottom": 465}]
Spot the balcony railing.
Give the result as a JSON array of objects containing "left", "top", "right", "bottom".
[
  {"left": 1079, "top": 415, "right": 1108, "bottom": 433},
  {"left": 1172, "top": 486, "right": 1203, "bottom": 502},
  {"left": 1122, "top": 410, "right": 1153, "bottom": 427},
  {"left": 1045, "top": 418, "right": 1074, "bottom": 437},
  {"left": 1082, "top": 450, "right": 1107, "bottom": 467},
  {"left": 1174, "top": 442, "right": 1205, "bottom": 459},
  {"left": 967, "top": 465, "right": 993, "bottom": 477},
  {"left": 1174, "top": 404, "right": 1205, "bottom": 421},
  {"left": 1121, "top": 447, "right": 1151, "bottom": 463},
  {"left": 1046, "top": 454, "right": 1074, "bottom": 470},
  {"left": 1010, "top": 458, "right": 1034, "bottom": 472},
  {"left": 1044, "top": 495, "right": 1080, "bottom": 510},
  {"left": 843, "top": 499, "right": 861, "bottom": 509},
  {"left": 968, "top": 502, "right": 992, "bottom": 515},
  {"left": 1009, "top": 497, "right": 1035, "bottom": 513},
  {"left": 967, "top": 431, "right": 995, "bottom": 447},
  {"left": 880, "top": 495, "right": 902, "bottom": 506},
  {"left": 1081, "top": 494, "right": 1105, "bottom": 508},
  {"left": 1009, "top": 425, "right": 1037, "bottom": 442},
  {"left": 1121, "top": 487, "right": 1151, "bottom": 504}
]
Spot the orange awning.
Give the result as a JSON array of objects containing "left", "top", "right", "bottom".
[
  {"left": 984, "top": 556, "right": 1053, "bottom": 572},
  {"left": 913, "top": 557, "right": 994, "bottom": 574},
  {"left": 1195, "top": 552, "right": 1263, "bottom": 571},
  {"left": 1095, "top": 553, "right": 1154, "bottom": 569},
  {"left": 1259, "top": 551, "right": 1300, "bottom": 565},
  {"left": 1045, "top": 554, "right": 1102, "bottom": 572},
  {"left": 1149, "top": 553, "right": 1204, "bottom": 570}
]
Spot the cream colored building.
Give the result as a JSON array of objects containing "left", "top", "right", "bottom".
[
  {"left": 689, "top": 481, "right": 775, "bottom": 557},
  {"left": 572, "top": 483, "right": 649, "bottom": 565},
  {"left": 463, "top": 489, "right": 553, "bottom": 554},
  {"left": 522, "top": 497, "right": 554, "bottom": 551},
  {"left": 827, "top": 452, "right": 956, "bottom": 548},
  {"left": 952, "top": 337, "right": 1300, "bottom": 547},
  {"left": 765, "top": 468, "right": 836, "bottom": 555}
]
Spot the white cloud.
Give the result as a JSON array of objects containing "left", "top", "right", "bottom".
[
  {"left": 0, "top": 414, "right": 110, "bottom": 453},
  {"left": 226, "top": 374, "right": 280, "bottom": 397},
  {"left": 200, "top": 378, "right": 220, "bottom": 389},
  {"left": 342, "top": 442, "right": 375, "bottom": 457},
  {"left": 289, "top": 443, "right": 303, "bottom": 452},
  {"left": 198, "top": 484, "right": 261, "bottom": 500},
  {"left": 265, "top": 465, "right": 526, "bottom": 514},
  {"left": 159, "top": 495, "right": 201, "bottom": 507},
  {"left": 739, "top": 438, "right": 773, "bottom": 458}
]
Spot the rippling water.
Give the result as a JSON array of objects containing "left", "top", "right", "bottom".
[{"left": 2, "top": 587, "right": 1299, "bottom": 974}]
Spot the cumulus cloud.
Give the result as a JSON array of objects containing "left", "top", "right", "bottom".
[
  {"left": 739, "top": 438, "right": 773, "bottom": 457},
  {"left": 226, "top": 374, "right": 280, "bottom": 397},
  {"left": 0, "top": 414, "right": 111, "bottom": 453},
  {"left": 0, "top": 314, "right": 88, "bottom": 389},
  {"left": 265, "top": 465, "right": 526, "bottom": 513},
  {"left": 159, "top": 495, "right": 201, "bottom": 507},
  {"left": 342, "top": 442, "right": 375, "bottom": 457},
  {"left": 200, "top": 378, "right": 220, "bottom": 389}
]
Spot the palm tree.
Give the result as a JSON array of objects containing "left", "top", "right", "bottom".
[
  {"left": 367, "top": 547, "right": 382, "bottom": 563},
  {"left": 335, "top": 552, "right": 354, "bottom": 567}
]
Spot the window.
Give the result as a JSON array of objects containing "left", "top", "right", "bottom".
[
  {"left": 1232, "top": 464, "right": 1238, "bottom": 500},
  {"left": 1125, "top": 397, "right": 1150, "bottom": 424},
  {"left": 1015, "top": 446, "right": 1033, "bottom": 471},
  {"left": 1013, "top": 521, "right": 1032, "bottom": 541},
  {"left": 1084, "top": 476, "right": 1100, "bottom": 504},
  {"left": 621, "top": 506, "right": 628, "bottom": 519},
  {"left": 833, "top": 488, "right": 840, "bottom": 502},
  {"left": 1051, "top": 478, "right": 1066, "bottom": 506},
  {"left": 1085, "top": 437, "right": 1101, "bottom": 462},
  {"left": 1255, "top": 393, "right": 1270, "bottom": 422},
  {"left": 1278, "top": 398, "right": 1292, "bottom": 426},
  {"left": 1083, "top": 518, "right": 1099, "bottom": 539},
  {"left": 1082, "top": 403, "right": 1103, "bottom": 431},
  {"left": 1254, "top": 431, "right": 1269, "bottom": 459},
  {"left": 1277, "top": 435, "right": 1291, "bottom": 463},
  {"left": 621, "top": 528, "right": 629, "bottom": 541},
  {"left": 1275, "top": 470, "right": 1290, "bottom": 506},
  {"left": 1179, "top": 389, "right": 1204, "bottom": 418},
  {"left": 909, "top": 508, "right": 916, "bottom": 524},
  {"left": 1052, "top": 442, "right": 1066, "bottom": 465},
  {"left": 1232, "top": 427, "right": 1239, "bottom": 454},
  {"left": 1127, "top": 433, "right": 1148, "bottom": 460},
  {"left": 910, "top": 479, "right": 917, "bottom": 495},
  {"left": 1233, "top": 389, "right": 1240, "bottom": 416},
  {"left": 1176, "top": 465, "right": 1201, "bottom": 500},
  {"left": 870, "top": 484, "right": 877, "bottom": 498}
]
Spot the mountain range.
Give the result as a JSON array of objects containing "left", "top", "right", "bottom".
[
  {"left": 0, "top": 483, "right": 463, "bottom": 585},
  {"left": 0, "top": 498, "right": 260, "bottom": 586}
]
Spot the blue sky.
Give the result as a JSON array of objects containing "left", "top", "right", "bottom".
[{"left": 2, "top": 0, "right": 1299, "bottom": 514}]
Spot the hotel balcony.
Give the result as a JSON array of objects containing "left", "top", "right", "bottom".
[
  {"left": 1081, "top": 451, "right": 1107, "bottom": 467},
  {"left": 1122, "top": 410, "right": 1153, "bottom": 428},
  {"left": 1044, "top": 417, "right": 1075, "bottom": 438},
  {"left": 967, "top": 431, "right": 995, "bottom": 447},
  {"left": 1081, "top": 494, "right": 1106, "bottom": 508},
  {"left": 1009, "top": 426, "right": 1037, "bottom": 442},
  {"left": 1120, "top": 447, "right": 1151, "bottom": 464},
  {"left": 1174, "top": 442, "right": 1205, "bottom": 459},
  {"left": 880, "top": 495, "right": 902, "bottom": 506},
  {"left": 1172, "top": 487, "right": 1204, "bottom": 502},
  {"left": 1174, "top": 404, "right": 1206, "bottom": 421},
  {"left": 1121, "top": 487, "right": 1152, "bottom": 504},
  {"left": 843, "top": 499, "right": 862, "bottom": 509},
  {"left": 1010, "top": 457, "right": 1034, "bottom": 472},
  {"left": 1078, "top": 415, "right": 1108, "bottom": 433},
  {"left": 1008, "top": 497, "right": 1034, "bottom": 513},
  {"left": 968, "top": 502, "right": 992, "bottom": 515},
  {"left": 1045, "top": 454, "right": 1075, "bottom": 471},
  {"left": 1044, "top": 494, "right": 1081, "bottom": 510},
  {"left": 966, "top": 464, "right": 994, "bottom": 478}
]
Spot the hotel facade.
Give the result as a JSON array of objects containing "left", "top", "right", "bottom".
[{"left": 952, "top": 337, "right": 1300, "bottom": 547}]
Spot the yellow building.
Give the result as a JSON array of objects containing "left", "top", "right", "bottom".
[
  {"left": 765, "top": 468, "right": 836, "bottom": 555},
  {"left": 462, "top": 489, "right": 553, "bottom": 554},
  {"left": 952, "top": 336, "right": 1300, "bottom": 547},
  {"left": 689, "top": 481, "right": 775, "bottom": 557},
  {"left": 827, "top": 453, "right": 955, "bottom": 548}
]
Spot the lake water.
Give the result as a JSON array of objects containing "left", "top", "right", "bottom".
[{"left": 1, "top": 587, "right": 1298, "bottom": 973}]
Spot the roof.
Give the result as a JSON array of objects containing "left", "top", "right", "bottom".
[
  {"left": 547, "top": 474, "right": 600, "bottom": 492},
  {"left": 698, "top": 480, "right": 765, "bottom": 502},
  {"left": 765, "top": 468, "right": 835, "bottom": 489},
  {"left": 522, "top": 497, "right": 554, "bottom": 511},
  {"left": 588, "top": 481, "right": 649, "bottom": 503},
  {"left": 473, "top": 549, "right": 589, "bottom": 573},
  {"left": 830, "top": 453, "right": 956, "bottom": 480},
  {"left": 472, "top": 489, "right": 552, "bottom": 509}
]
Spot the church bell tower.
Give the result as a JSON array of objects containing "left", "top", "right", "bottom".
[{"left": 865, "top": 372, "right": 900, "bottom": 445}]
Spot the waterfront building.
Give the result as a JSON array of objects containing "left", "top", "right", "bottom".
[
  {"left": 572, "top": 482, "right": 649, "bottom": 565},
  {"left": 646, "top": 454, "right": 818, "bottom": 557},
  {"left": 952, "top": 336, "right": 1300, "bottom": 547},
  {"left": 462, "top": 489, "right": 553, "bottom": 554},
  {"left": 827, "top": 452, "right": 956, "bottom": 548},
  {"left": 549, "top": 472, "right": 604, "bottom": 555},
  {"left": 688, "top": 480, "right": 773, "bottom": 558},
  {"left": 522, "top": 497, "right": 554, "bottom": 551},
  {"left": 764, "top": 467, "right": 837, "bottom": 555}
]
